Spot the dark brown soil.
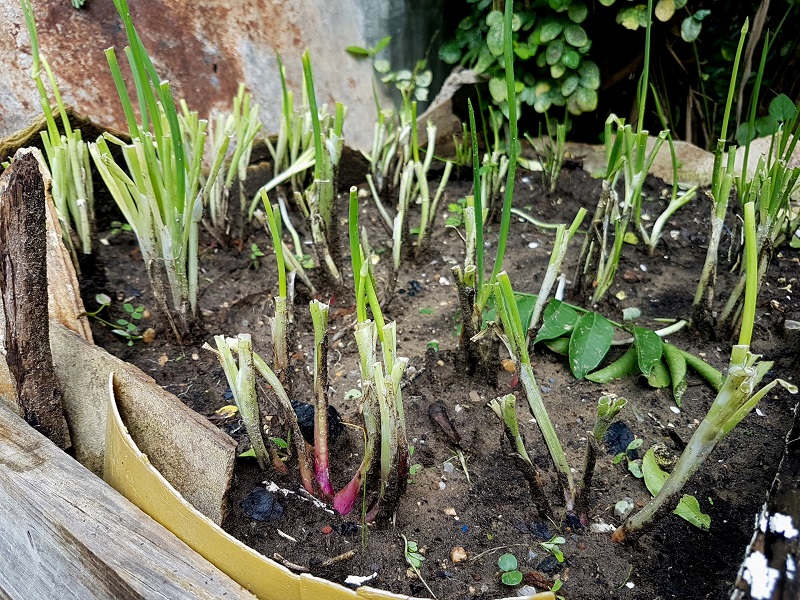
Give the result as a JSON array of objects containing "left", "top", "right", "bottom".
[{"left": 86, "top": 161, "right": 800, "bottom": 600}]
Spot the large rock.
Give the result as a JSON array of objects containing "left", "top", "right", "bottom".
[{"left": 0, "top": 0, "right": 443, "bottom": 150}]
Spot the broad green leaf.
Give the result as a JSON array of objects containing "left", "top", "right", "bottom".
[
  {"left": 345, "top": 45, "right": 369, "bottom": 56},
  {"left": 662, "top": 343, "right": 687, "bottom": 406},
  {"left": 416, "top": 70, "right": 433, "bottom": 88},
  {"left": 655, "top": 0, "right": 675, "bottom": 21},
  {"left": 769, "top": 94, "right": 797, "bottom": 122},
  {"left": 642, "top": 448, "right": 669, "bottom": 496},
  {"left": 502, "top": 570, "right": 523, "bottom": 586},
  {"left": 694, "top": 9, "right": 711, "bottom": 20},
  {"left": 489, "top": 77, "right": 507, "bottom": 102},
  {"left": 373, "top": 59, "right": 391, "bottom": 74},
  {"left": 535, "top": 300, "right": 579, "bottom": 343},
  {"left": 646, "top": 358, "right": 672, "bottom": 388},
  {"left": 633, "top": 326, "right": 662, "bottom": 377},
  {"left": 487, "top": 25, "right": 505, "bottom": 56},
  {"left": 569, "top": 312, "right": 614, "bottom": 379},
  {"left": 373, "top": 36, "right": 392, "bottom": 54},
  {"left": 545, "top": 336, "right": 571, "bottom": 355},
  {"left": 474, "top": 44, "right": 496, "bottom": 74},
  {"left": 673, "top": 495, "right": 711, "bottom": 530},
  {"left": 511, "top": 13, "right": 522, "bottom": 31},
  {"left": 681, "top": 16, "right": 702, "bottom": 42},
  {"left": 617, "top": 6, "right": 646, "bottom": 30},
  {"left": 550, "top": 62, "right": 567, "bottom": 79},
  {"left": 540, "top": 20, "right": 564, "bottom": 43},
  {"left": 564, "top": 24, "right": 588, "bottom": 47},
  {"left": 568, "top": 2, "right": 588, "bottom": 23},
  {"left": 599, "top": 0, "right": 616, "bottom": 5}
]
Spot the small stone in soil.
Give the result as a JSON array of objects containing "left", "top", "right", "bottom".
[
  {"left": 604, "top": 421, "right": 635, "bottom": 457},
  {"left": 321, "top": 525, "right": 333, "bottom": 535},
  {"left": 540, "top": 386, "right": 552, "bottom": 393},
  {"left": 291, "top": 400, "right": 343, "bottom": 445},
  {"left": 240, "top": 488, "right": 283, "bottom": 521},
  {"left": 614, "top": 497, "right": 635, "bottom": 519},
  {"left": 450, "top": 547, "right": 468, "bottom": 563}
]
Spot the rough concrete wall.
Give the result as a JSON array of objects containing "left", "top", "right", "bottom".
[{"left": 0, "top": 0, "right": 395, "bottom": 149}]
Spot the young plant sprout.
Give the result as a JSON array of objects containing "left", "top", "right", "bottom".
[
  {"left": 525, "top": 112, "right": 569, "bottom": 193},
  {"left": 302, "top": 51, "right": 345, "bottom": 285},
  {"left": 213, "top": 334, "right": 281, "bottom": 472},
  {"left": 334, "top": 187, "right": 410, "bottom": 519},
  {"left": 310, "top": 299, "right": 334, "bottom": 496},
  {"left": 692, "top": 20, "right": 749, "bottom": 326},
  {"left": 90, "top": 0, "right": 229, "bottom": 342},
  {"left": 260, "top": 190, "right": 289, "bottom": 382},
  {"left": 205, "top": 336, "right": 315, "bottom": 494},
  {"left": 21, "top": 0, "right": 94, "bottom": 265},
  {"left": 494, "top": 272, "right": 575, "bottom": 510},
  {"left": 613, "top": 202, "right": 797, "bottom": 543},
  {"left": 575, "top": 395, "right": 627, "bottom": 520},
  {"left": 201, "top": 85, "right": 262, "bottom": 244}
]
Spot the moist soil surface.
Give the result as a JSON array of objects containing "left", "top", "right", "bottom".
[{"left": 85, "top": 159, "right": 800, "bottom": 600}]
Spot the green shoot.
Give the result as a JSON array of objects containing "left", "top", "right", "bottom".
[{"left": 310, "top": 300, "right": 333, "bottom": 496}]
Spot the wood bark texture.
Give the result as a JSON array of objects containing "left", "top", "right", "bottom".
[{"left": 0, "top": 149, "right": 71, "bottom": 449}]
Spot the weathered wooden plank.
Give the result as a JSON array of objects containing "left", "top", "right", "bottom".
[
  {"left": 0, "top": 149, "right": 71, "bottom": 448},
  {"left": 52, "top": 321, "right": 236, "bottom": 524},
  {"left": 0, "top": 401, "right": 254, "bottom": 600},
  {"left": 733, "top": 401, "right": 800, "bottom": 600}
]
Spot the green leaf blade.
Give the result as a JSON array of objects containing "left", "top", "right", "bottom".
[
  {"left": 534, "top": 300, "right": 579, "bottom": 343},
  {"left": 569, "top": 312, "right": 614, "bottom": 379},
  {"left": 633, "top": 326, "right": 663, "bottom": 377}
]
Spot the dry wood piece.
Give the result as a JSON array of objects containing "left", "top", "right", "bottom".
[
  {"left": 0, "top": 402, "right": 254, "bottom": 600},
  {"left": 0, "top": 149, "right": 71, "bottom": 449}
]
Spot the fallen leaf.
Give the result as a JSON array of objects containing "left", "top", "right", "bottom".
[{"left": 215, "top": 405, "right": 239, "bottom": 418}]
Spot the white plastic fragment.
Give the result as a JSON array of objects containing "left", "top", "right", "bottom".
[
  {"left": 590, "top": 521, "right": 616, "bottom": 533},
  {"left": 344, "top": 572, "right": 378, "bottom": 587},
  {"left": 670, "top": 406, "right": 680, "bottom": 414}
]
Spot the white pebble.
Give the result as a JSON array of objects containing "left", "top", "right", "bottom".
[
  {"left": 528, "top": 241, "right": 540, "bottom": 249},
  {"left": 438, "top": 481, "right": 447, "bottom": 490},
  {"left": 670, "top": 406, "right": 680, "bottom": 414}
]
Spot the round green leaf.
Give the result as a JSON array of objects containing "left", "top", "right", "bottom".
[
  {"left": 599, "top": 0, "right": 616, "bottom": 5},
  {"left": 373, "top": 59, "right": 391, "bottom": 74},
  {"left": 562, "top": 48, "right": 581, "bottom": 69},
  {"left": 655, "top": 0, "right": 675, "bottom": 21},
  {"left": 646, "top": 358, "right": 672, "bottom": 388},
  {"left": 736, "top": 122, "right": 756, "bottom": 146},
  {"left": 575, "top": 86, "right": 598, "bottom": 112},
  {"left": 561, "top": 74, "right": 580, "bottom": 96},
  {"left": 546, "top": 39, "right": 564, "bottom": 65},
  {"left": 501, "top": 570, "right": 523, "bottom": 586},
  {"left": 486, "top": 10, "right": 503, "bottom": 27},
  {"left": 536, "top": 51, "right": 549, "bottom": 68},
  {"left": 540, "top": 20, "right": 564, "bottom": 43},
  {"left": 578, "top": 60, "right": 600, "bottom": 89},
  {"left": 681, "top": 16, "right": 702, "bottom": 42},
  {"left": 511, "top": 13, "right": 522, "bottom": 31},
  {"left": 548, "top": 0, "right": 570, "bottom": 10},
  {"left": 769, "top": 94, "right": 797, "bottom": 122},
  {"left": 414, "top": 87, "right": 429, "bottom": 102},
  {"left": 439, "top": 41, "right": 462, "bottom": 64},
  {"left": 673, "top": 495, "right": 711, "bottom": 530},
  {"left": 564, "top": 24, "right": 588, "bottom": 47},
  {"left": 568, "top": 312, "right": 614, "bottom": 379},
  {"left": 489, "top": 77, "right": 507, "bottom": 103},
  {"left": 617, "top": 6, "right": 646, "bottom": 30},
  {"left": 694, "top": 8, "right": 711, "bottom": 20},
  {"left": 416, "top": 70, "right": 433, "bottom": 88},
  {"left": 578, "top": 39, "right": 592, "bottom": 54},
  {"left": 95, "top": 293, "right": 111, "bottom": 306},
  {"left": 498, "top": 553, "right": 518, "bottom": 571},
  {"left": 550, "top": 62, "right": 567, "bottom": 79},
  {"left": 487, "top": 25, "right": 505, "bottom": 56},
  {"left": 755, "top": 115, "right": 779, "bottom": 137},
  {"left": 568, "top": 2, "right": 588, "bottom": 23}
]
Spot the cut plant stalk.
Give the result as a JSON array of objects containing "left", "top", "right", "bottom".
[
  {"left": 692, "top": 20, "right": 749, "bottom": 325},
  {"left": 575, "top": 395, "right": 627, "bottom": 521},
  {"left": 495, "top": 272, "right": 575, "bottom": 510},
  {"left": 489, "top": 393, "right": 552, "bottom": 517},
  {"left": 261, "top": 190, "right": 289, "bottom": 383},
  {"left": 91, "top": 0, "right": 229, "bottom": 342},
  {"left": 213, "top": 334, "right": 282, "bottom": 472},
  {"left": 302, "top": 51, "right": 345, "bottom": 286},
  {"left": 310, "top": 300, "right": 334, "bottom": 496},
  {"left": 202, "top": 84, "right": 262, "bottom": 244},
  {"left": 614, "top": 202, "right": 797, "bottom": 543}
]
